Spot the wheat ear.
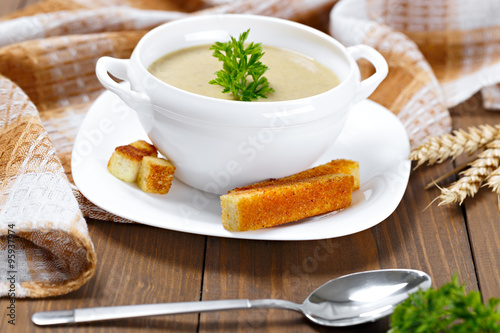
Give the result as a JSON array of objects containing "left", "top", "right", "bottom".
[
  {"left": 484, "top": 167, "right": 500, "bottom": 211},
  {"left": 409, "top": 124, "right": 500, "bottom": 168},
  {"left": 484, "top": 166, "right": 500, "bottom": 194},
  {"left": 438, "top": 139, "right": 500, "bottom": 205}
]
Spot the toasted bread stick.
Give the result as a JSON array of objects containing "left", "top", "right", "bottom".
[
  {"left": 230, "top": 159, "right": 359, "bottom": 193},
  {"left": 221, "top": 173, "right": 354, "bottom": 231}
]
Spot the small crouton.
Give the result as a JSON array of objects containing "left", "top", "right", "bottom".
[
  {"left": 107, "top": 145, "right": 151, "bottom": 182},
  {"left": 137, "top": 156, "right": 175, "bottom": 194},
  {"left": 130, "top": 140, "right": 157, "bottom": 157}
]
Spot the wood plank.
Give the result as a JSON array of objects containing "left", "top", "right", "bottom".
[
  {"left": 450, "top": 93, "right": 500, "bottom": 301},
  {"left": 200, "top": 232, "right": 384, "bottom": 332},
  {"left": 199, "top": 160, "right": 477, "bottom": 332},
  {"left": 2, "top": 219, "right": 206, "bottom": 332},
  {"left": 1, "top": 1, "right": 494, "bottom": 333},
  {"left": 374, "top": 161, "right": 478, "bottom": 289}
]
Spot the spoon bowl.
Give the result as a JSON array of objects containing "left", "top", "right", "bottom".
[
  {"left": 32, "top": 269, "right": 431, "bottom": 327},
  {"left": 302, "top": 269, "right": 431, "bottom": 326}
]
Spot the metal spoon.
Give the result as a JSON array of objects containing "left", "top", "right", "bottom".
[{"left": 32, "top": 269, "right": 430, "bottom": 327}]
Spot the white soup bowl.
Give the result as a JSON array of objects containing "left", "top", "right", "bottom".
[{"left": 95, "top": 14, "right": 388, "bottom": 194}]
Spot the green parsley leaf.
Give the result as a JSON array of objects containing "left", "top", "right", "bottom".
[
  {"left": 388, "top": 274, "right": 500, "bottom": 332},
  {"left": 209, "top": 29, "right": 274, "bottom": 101}
]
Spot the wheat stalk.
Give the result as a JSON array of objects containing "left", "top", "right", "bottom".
[
  {"left": 484, "top": 167, "right": 500, "bottom": 211},
  {"left": 484, "top": 166, "right": 500, "bottom": 194},
  {"left": 438, "top": 139, "right": 500, "bottom": 205},
  {"left": 409, "top": 124, "right": 500, "bottom": 168}
]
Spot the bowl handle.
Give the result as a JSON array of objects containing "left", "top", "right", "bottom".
[
  {"left": 95, "top": 56, "right": 153, "bottom": 116},
  {"left": 347, "top": 45, "right": 388, "bottom": 104}
]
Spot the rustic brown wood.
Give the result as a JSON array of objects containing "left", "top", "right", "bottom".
[
  {"left": 450, "top": 93, "right": 500, "bottom": 302},
  {"left": 373, "top": 161, "right": 479, "bottom": 290},
  {"left": 2, "top": 2, "right": 500, "bottom": 333},
  {"left": 198, "top": 159, "right": 478, "bottom": 332},
  {"left": 2, "top": 220, "right": 206, "bottom": 332},
  {"left": 199, "top": 233, "right": 384, "bottom": 332}
]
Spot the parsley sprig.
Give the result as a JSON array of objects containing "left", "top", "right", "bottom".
[
  {"left": 209, "top": 29, "right": 274, "bottom": 101},
  {"left": 389, "top": 275, "right": 500, "bottom": 332}
]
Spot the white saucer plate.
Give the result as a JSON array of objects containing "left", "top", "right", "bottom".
[{"left": 72, "top": 90, "right": 411, "bottom": 241}]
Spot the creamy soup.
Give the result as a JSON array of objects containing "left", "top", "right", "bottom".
[{"left": 148, "top": 44, "right": 340, "bottom": 101}]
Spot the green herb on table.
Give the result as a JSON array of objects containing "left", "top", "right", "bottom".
[
  {"left": 209, "top": 29, "right": 274, "bottom": 101},
  {"left": 388, "top": 275, "right": 500, "bottom": 332}
]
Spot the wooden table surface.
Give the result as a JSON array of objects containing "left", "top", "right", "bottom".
[{"left": 2, "top": 1, "right": 500, "bottom": 332}]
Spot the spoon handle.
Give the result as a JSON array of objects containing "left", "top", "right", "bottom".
[{"left": 32, "top": 299, "right": 300, "bottom": 326}]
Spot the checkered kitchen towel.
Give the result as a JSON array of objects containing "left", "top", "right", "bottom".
[{"left": 1, "top": 0, "right": 500, "bottom": 297}]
